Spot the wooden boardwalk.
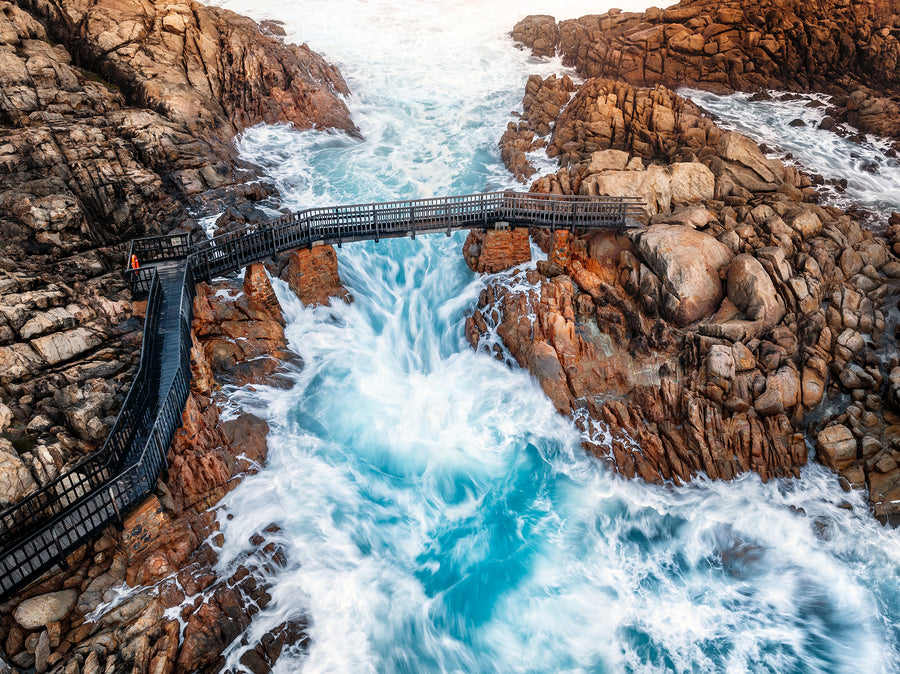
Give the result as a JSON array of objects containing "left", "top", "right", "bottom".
[{"left": 0, "top": 191, "right": 640, "bottom": 600}]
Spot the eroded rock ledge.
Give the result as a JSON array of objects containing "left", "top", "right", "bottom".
[{"left": 474, "top": 74, "right": 900, "bottom": 524}]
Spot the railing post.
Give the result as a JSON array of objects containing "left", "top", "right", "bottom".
[
  {"left": 373, "top": 205, "right": 378, "bottom": 243},
  {"left": 335, "top": 208, "right": 342, "bottom": 248},
  {"left": 410, "top": 205, "right": 415, "bottom": 240}
]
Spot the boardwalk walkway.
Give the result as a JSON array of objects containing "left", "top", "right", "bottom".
[{"left": 0, "top": 191, "right": 640, "bottom": 600}]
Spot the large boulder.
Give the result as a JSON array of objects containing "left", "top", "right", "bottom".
[
  {"left": 279, "top": 245, "right": 351, "bottom": 307},
  {"left": 703, "top": 254, "right": 785, "bottom": 341},
  {"left": 463, "top": 229, "right": 531, "bottom": 273},
  {"left": 13, "top": 590, "right": 78, "bottom": 630},
  {"left": 711, "top": 132, "right": 786, "bottom": 193},
  {"left": 816, "top": 424, "right": 858, "bottom": 472},
  {"left": 0, "top": 439, "right": 37, "bottom": 507},
  {"left": 726, "top": 254, "right": 784, "bottom": 324},
  {"left": 511, "top": 15, "right": 559, "bottom": 58},
  {"left": 634, "top": 224, "right": 733, "bottom": 326}
]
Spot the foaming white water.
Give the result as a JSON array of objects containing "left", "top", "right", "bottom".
[
  {"left": 198, "top": 1, "right": 900, "bottom": 671},
  {"left": 211, "top": 0, "right": 654, "bottom": 206},
  {"left": 684, "top": 89, "right": 900, "bottom": 218}
]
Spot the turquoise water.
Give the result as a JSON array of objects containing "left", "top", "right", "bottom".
[{"left": 205, "top": 1, "right": 900, "bottom": 671}]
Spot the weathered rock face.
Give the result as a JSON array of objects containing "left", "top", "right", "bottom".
[
  {"left": 463, "top": 229, "right": 532, "bottom": 273},
  {"left": 514, "top": 1, "right": 900, "bottom": 96},
  {"left": 0, "top": 0, "right": 353, "bottom": 508},
  {"left": 483, "top": 69, "right": 900, "bottom": 520},
  {"left": 0, "top": 439, "right": 37, "bottom": 506},
  {"left": 582, "top": 162, "right": 716, "bottom": 217},
  {"left": 0, "top": 0, "right": 354, "bottom": 670},
  {"left": 511, "top": 14, "right": 559, "bottom": 58},
  {"left": 499, "top": 73, "right": 576, "bottom": 181},
  {"left": 18, "top": 0, "right": 356, "bottom": 140}
]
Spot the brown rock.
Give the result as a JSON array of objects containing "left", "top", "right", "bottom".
[
  {"left": 816, "top": 424, "right": 858, "bottom": 472},
  {"left": 463, "top": 229, "right": 531, "bottom": 273},
  {"left": 634, "top": 224, "right": 733, "bottom": 326},
  {"left": 280, "top": 246, "right": 351, "bottom": 306},
  {"left": 511, "top": 15, "right": 559, "bottom": 58},
  {"left": 26, "top": 0, "right": 356, "bottom": 140}
]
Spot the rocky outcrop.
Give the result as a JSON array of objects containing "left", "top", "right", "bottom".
[
  {"left": 480, "top": 74, "right": 900, "bottom": 521},
  {"left": 513, "top": 1, "right": 900, "bottom": 96},
  {"left": 0, "top": 0, "right": 353, "bottom": 510},
  {"left": 463, "top": 228, "right": 532, "bottom": 273},
  {"left": 512, "top": 1, "right": 900, "bottom": 152},
  {"left": 16, "top": 0, "right": 356, "bottom": 140},
  {"left": 274, "top": 245, "right": 352, "bottom": 307},
  {"left": 0, "top": 0, "right": 354, "bottom": 671}
]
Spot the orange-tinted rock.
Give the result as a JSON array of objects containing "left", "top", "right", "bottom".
[
  {"left": 487, "top": 73, "right": 900, "bottom": 490},
  {"left": 520, "top": 2, "right": 900, "bottom": 99},
  {"left": 192, "top": 266, "right": 292, "bottom": 386},
  {"left": 463, "top": 229, "right": 532, "bottom": 273},
  {"left": 176, "top": 586, "right": 251, "bottom": 673},
  {"left": 280, "top": 246, "right": 351, "bottom": 306}
]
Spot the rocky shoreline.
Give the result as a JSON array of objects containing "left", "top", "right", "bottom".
[
  {"left": 2, "top": 0, "right": 900, "bottom": 671},
  {"left": 471, "top": 1, "right": 900, "bottom": 525},
  {"left": 0, "top": 0, "right": 352, "bottom": 671}
]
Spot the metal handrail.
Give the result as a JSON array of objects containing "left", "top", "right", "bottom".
[
  {"left": 0, "top": 190, "right": 641, "bottom": 601},
  {"left": 0, "top": 270, "right": 163, "bottom": 546},
  {"left": 0, "top": 267, "right": 193, "bottom": 600}
]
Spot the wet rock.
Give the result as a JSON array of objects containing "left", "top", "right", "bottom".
[
  {"left": 278, "top": 246, "right": 351, "bottom": 307},
  {"left": 511, "top": 15, "right": 559, "bottom": 58}
]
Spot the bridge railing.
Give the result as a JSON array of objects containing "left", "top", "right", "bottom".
[
  {"left": 128, "top": 192, "right": 642, "bottom": 289},
  {"left": 0, "top": 264, "right": 196, "bottom": 600}
]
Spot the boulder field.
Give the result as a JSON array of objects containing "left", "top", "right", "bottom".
[{"left": 470, "top": 1, "right": 900, "bottom": 527}]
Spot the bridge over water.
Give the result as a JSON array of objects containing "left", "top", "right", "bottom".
[{"left": 0, "top": 191, "right": 641, "bottom": 600}]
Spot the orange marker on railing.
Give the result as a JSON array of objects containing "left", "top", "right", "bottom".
[{"left": 130, "top": 254, "right": 140, "bottom": 270}]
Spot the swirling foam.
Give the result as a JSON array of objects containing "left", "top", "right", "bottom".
[{"left": 200, "top": 1, "right": 900, "bottom": 671}]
